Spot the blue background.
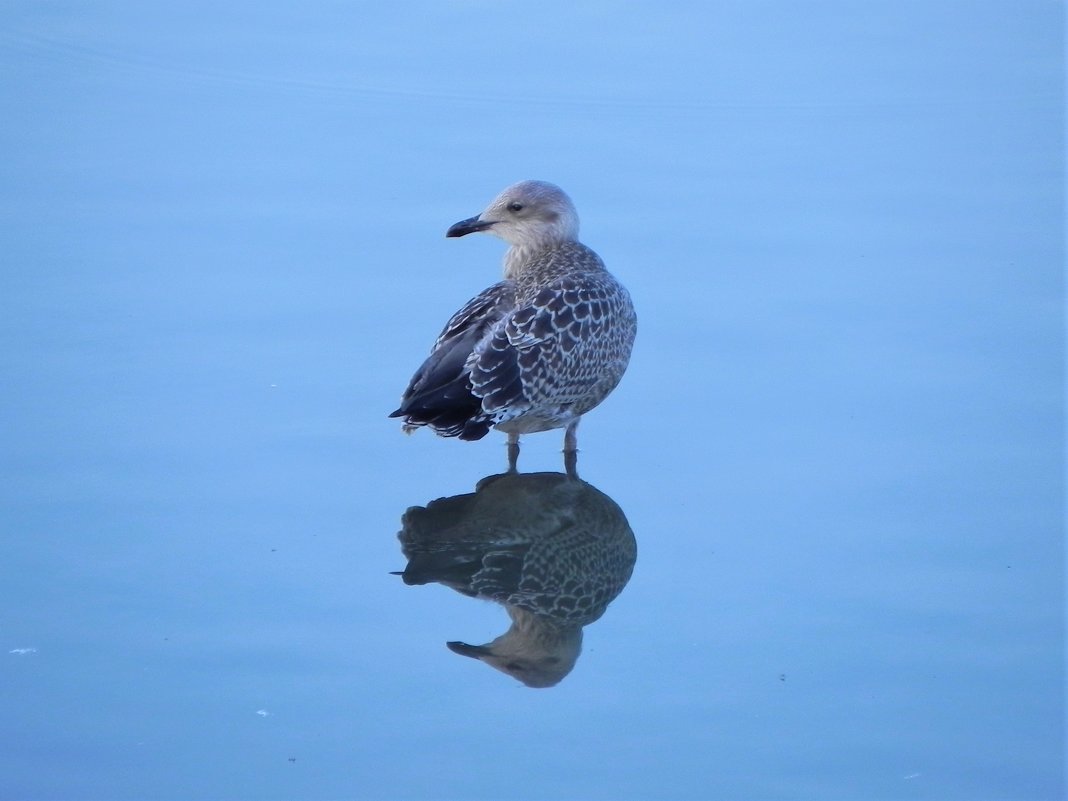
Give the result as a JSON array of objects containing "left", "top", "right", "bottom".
[{"left": 1, "top": 2, "right": 1063, "bottom": 799}]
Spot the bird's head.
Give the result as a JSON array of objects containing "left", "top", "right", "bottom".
[{"left": 446, "top": 180, "right": 580, "bottom": 251}]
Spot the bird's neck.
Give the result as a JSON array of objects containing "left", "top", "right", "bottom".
[{"left": 503, "top": 240, "right": 568, "bottom": 280}]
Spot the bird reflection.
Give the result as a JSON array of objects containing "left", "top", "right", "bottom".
[{"left": 395, "top": 471, "right": 636, "bottom": 688}]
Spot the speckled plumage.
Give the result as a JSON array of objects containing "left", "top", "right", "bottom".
[{"left": 390, "top": 181, "right": 637, "bottom": 459}]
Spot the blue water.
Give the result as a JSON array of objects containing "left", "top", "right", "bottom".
[{"left": 1, "top": 3, "right": 1062, "bottom": 799}]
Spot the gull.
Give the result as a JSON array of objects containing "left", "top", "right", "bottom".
[{"left": 390, "top": 180, "right": 637, "bottom": 471}]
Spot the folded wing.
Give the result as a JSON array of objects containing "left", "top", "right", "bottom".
[{"left": 390, "top": 281, "right": 515, "bottom": 440}]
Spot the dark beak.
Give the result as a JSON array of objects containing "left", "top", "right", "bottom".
[
  {"left": 446, "top": 215, "right": 495, "bottom": 238},
  {"left": 447, "top": 641, "right": 493, "bottom": 658}
]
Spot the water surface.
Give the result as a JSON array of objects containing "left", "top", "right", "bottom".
[{"left": 1, "top": 3, "right": 1062, "bottom": 799}]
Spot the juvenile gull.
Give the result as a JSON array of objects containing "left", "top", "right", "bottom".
[{"left": 390, "top": 180, "right": 637, "bottom": 469}]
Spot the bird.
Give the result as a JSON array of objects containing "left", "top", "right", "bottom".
[{"left": 389, "top": 180, "right": 637, "bottom": 471}]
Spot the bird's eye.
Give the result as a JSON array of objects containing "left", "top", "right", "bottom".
[{"left": 507, "top": 201, "right": 524, "bottom": 213}]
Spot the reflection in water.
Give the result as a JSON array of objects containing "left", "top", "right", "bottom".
[{"left": 395, "top": 472, "right": 636, "bottom": 688}]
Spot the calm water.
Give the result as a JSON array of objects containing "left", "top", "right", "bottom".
[{"left": 1, "top": 3, "right": 1062, "bottom": 800}]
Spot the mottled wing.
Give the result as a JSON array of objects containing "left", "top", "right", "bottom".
[
  {"left": 468, "top": 272, "right": 636, "bottom": 423},
  {"left": 430, "top": 280, "right": 515, "bottom": 351}
]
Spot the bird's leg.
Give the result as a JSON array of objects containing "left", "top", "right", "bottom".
[
  {"left": 507, "top": 432, "right": 520, "bottom": 473},
  {"left": 563, "top": 419, "right": 580, "bottom": 478}
]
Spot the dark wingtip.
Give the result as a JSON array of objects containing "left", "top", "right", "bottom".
[{"left": 457, "top": 419, "right": 493, "bottom": 441}]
